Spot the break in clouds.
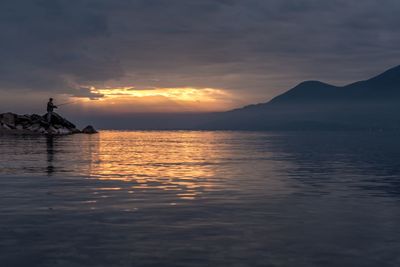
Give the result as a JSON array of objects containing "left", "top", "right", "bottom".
[{"left": 1, "top": 0, "right": 400, "bottom": 111}]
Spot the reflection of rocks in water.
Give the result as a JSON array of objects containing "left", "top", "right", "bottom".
[
  {"left": 46, "top": 136, "right": 55, "bottom": 175},
  {"left": 269, "top": 132, "right": 400, "bottom": 196}
]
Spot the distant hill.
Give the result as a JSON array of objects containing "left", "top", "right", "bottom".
[
  {"left": 202, "top": 65, "right": 400, "bottom": 130},
  {"left": 88, "top": 65, "right": 400, "bottom": 131}
]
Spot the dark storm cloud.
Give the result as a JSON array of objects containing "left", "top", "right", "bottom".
[
  {"left": 0, "top": 0, "right": 400, "bottom": 102},
  {"left": 0, "top": 0, "right": 122, "bottom": 92}
]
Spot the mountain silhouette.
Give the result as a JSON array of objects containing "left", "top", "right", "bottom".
[
  {"left": 202, "top": 65, "right": 400, "bottom": 130},
  {"left": 242, "top": 64, "right": 400, "bottom": 108},
  {"left": 85, "top": 65, "right": 400, "bottom": 131}
]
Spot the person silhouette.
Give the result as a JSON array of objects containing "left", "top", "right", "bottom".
[{"left": 46, "top": 98, "right": 58, "bottom": 124}]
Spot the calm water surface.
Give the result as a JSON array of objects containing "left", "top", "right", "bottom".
[{"left": 1, "top": 131, "right": 400, "bottom": 266}]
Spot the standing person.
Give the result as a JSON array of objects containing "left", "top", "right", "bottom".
[{"left": 46, "top": 98, "right": 58, "bottom": 124}]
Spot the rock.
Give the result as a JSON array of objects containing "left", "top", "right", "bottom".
[
  {"left": 38, "top": 127, "right": 47, "bottom": 134},
  {"left": 45, "top": 113, "right": 76, "bottom": 129},
  {"left": 82, "top": 125, "right": 98, "bottom": 134},
  {"left": 15, "top": 115, "right": 31, "bottom": 126},
  {"left": 30, "top": 114, "right": 44, "bottom": 122},
  {"left": 59, "top": 127, "right": 73, "bottom": 135},
  {"left": 0, "top": 112, "right": 16, "bottom": 127},
  {"left": 27, "top": 124, "right": 40, "bottom": 131},
  {"left": 0, "top": 112, "right": 95, "bottom": 135},
  {"left": 2, "top": 123, "right": 11, "bottom": 130},
  {"left": 47, "top": 126, "right": 58, "bottom": 135}
]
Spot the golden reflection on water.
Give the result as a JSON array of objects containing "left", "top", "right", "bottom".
[{"left": 87, "top": 131, "right": 223, "bottom": 200}]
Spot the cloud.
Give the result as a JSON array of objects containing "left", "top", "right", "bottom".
[
  {"left": 0, "top": 0, "right": 122, "bottom": 94},
  {"left": 71, "top": 87, "right": 104, "bottom": 100},
  {"left": 0, "top": 0, "right": 400, "bottom": 108}
]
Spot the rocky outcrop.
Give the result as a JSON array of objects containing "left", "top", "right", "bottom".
[{"left": 0, "top": 112, "right": 97, "bottom": 135}]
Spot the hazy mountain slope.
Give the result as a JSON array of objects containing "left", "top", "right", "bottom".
[
  {"left": 255, "top": 64, "right": 400, "bottom": 107},
  {"left": 201, "top": 65, "right": 400, "bottom": 130}
]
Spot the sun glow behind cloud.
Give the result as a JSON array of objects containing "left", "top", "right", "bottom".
[{"left": 74, "top": 87, "right": 237, "bottom": 113}]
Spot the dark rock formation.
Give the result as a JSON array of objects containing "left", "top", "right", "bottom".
[
  {"left": 0, "top": 112, "right": 97, "bottom": 135},
  {"left": 81, "top": 125, "right": 98, "bottom": 134}
]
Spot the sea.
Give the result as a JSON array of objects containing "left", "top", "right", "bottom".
[{"left": 0, "top": 131, "right": 400, "bottom": 267}]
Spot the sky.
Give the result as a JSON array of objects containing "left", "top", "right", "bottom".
[{"left": 1, "top": 0, "right": 400, "bottom": 116}]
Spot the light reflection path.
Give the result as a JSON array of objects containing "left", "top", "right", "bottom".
[
  {"left": 85, "top": 131, "right": 286, "bottom": 201},
  {"left": 0, "top": 131, "right": 290, "bottom": 213}
]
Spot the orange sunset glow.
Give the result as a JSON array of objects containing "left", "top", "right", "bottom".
[
  {"left": 75, "top": 86, "right": 239, "bottom": 113},
  {"left": 85, "top": 131, "right": 220, "bottom": 200}
]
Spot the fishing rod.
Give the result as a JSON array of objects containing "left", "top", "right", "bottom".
[{"left": 57, "top": 101, "right": 79, "bottom": 107}]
